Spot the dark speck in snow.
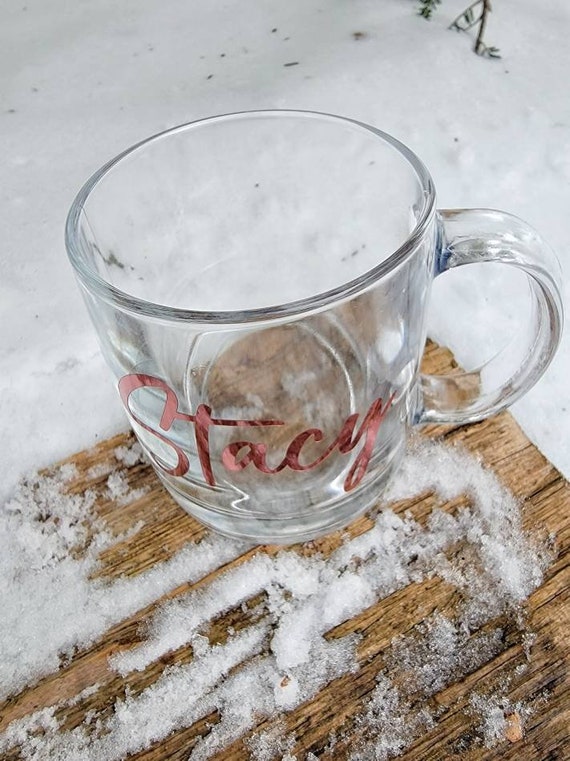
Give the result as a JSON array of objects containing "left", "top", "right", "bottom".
[
  {"left": 352, "top": 31, "right": 367, "bottom": 40},
  {"left": 7, "top": 108, "right": 16, "bottom": 113},
  {"left": 254, "top": 183, "right": 260, "bottom": 188},
  {"left": 220, "top": 53, "right": 226, "bottom": 57},
  {"left": 271, "top": 28, "right": 278, "bottom": 33},
  {"left": 104, "top": 252, "right": 125, "bottom": 270},
  {"left": 341, "top": 247, "right": 363, "bottom": 262},
  {"left": 207, "top": 74, "right": 214, "bottom": 79},
  {"left": 454, "top": 137, "right": 459, "bottom": 143},
  {"left": 284, "top": 61, "right": 299, "bottom": 67}
]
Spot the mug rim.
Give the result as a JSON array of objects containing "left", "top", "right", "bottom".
[{"left": 65, "top": 109, "right": 437, "bottom": 325}]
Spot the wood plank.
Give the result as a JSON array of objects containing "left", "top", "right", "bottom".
[{"left": 0, "top": 341, "right": 568, "bottom": 760}]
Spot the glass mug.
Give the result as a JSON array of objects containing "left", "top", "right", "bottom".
[{"left": 65, "top": 110, "right": 563, "bottom": 544}]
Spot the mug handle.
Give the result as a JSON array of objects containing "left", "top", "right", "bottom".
[{"left": 418, "top": 209, "right": 564, "bottom": 425}]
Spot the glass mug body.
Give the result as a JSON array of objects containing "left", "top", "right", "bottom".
[{"left": 66, "top": 111, "right": 562, "bottom": 544}]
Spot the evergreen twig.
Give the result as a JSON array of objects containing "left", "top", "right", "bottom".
[
  {"left": 449, "top": 0, "right": 500, "bottom": 58},
  {"left": 416, "top": 0, "right": 500, "bottom": 58},
  {"left": 418, "top": 0, "right": 442, "bottom": 19}
]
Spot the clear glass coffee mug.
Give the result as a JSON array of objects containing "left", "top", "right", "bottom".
[{"left": 65, "top": 110, "right": 563, "bottom": 544}]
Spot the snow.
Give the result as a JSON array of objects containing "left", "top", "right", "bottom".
[
  {"left": 469, "top": 693, "right": 531, "bottom": 749},
  {"left": 347, "top": 675, "right": 434, "bottom": 761},
  {"left": 0, "top": 0, "right": 569, "bottom": 500},
  {"left": 0, "top": 439, "right": 551, "bottom": 758},
  {"left": 0, "top": 443, "right": 246, "bottom": 700},
  {"left": 0, "top": 0, "right": 568, "bottom": 757}
]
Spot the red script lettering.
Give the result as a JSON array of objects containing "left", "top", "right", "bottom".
[{"left": 119, "top": 374, "right": 394, "bottom": 491}]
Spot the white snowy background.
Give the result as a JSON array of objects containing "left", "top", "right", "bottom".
[
  {"left": 1, "top": 0, "right": 569, "bottom": 499},
  {"left": 1, "top": 3, "right": 568, "bottom": 757}
]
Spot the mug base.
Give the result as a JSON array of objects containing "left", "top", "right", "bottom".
[{"left": 157, "top": 448, "right": 404, "bottom": 545}]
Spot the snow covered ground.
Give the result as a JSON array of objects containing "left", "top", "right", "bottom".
[
  {"left": 1, "top": 0, "right": 569, "bottom": 499},
  {"left": 1, "top": 3, "right": 568, "bottom": 756}
]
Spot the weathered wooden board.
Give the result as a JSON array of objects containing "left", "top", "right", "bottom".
[{"left": 1, "top": 342, "right": 568, "bottom": 760}]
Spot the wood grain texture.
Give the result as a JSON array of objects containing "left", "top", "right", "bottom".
[{"left": 1, "top": 341, "right": 568, "bottom": 760}]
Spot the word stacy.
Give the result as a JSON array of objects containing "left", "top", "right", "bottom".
[{"left": 119, "top": 374, "right": 395, "bottom": 492}]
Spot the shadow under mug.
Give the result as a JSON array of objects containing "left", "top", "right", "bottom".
[{"left": 65, "top": 110, "right": 563, "bottom": 544}]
